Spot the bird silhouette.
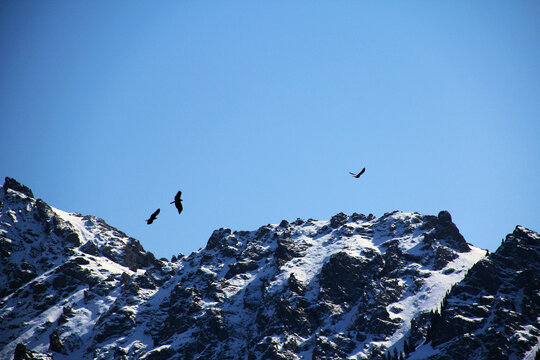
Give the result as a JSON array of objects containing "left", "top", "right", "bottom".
[
  {"left": 170, "top": 191, "right": 183, "bottom": 214},
  {"left": 349, "top": 167, "right": 366, "bottom": 178},
  {"left": 146, "top": 208, "right": 160, "bottom": 224}
]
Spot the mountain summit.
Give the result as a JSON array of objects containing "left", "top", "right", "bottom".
[{"left": 0, "top": 178, "right": 538, "bottom": 359}]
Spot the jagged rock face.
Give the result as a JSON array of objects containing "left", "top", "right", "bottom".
[
  {"left": 3, "top": 177, "right": 34, "bottom": 198},
  {"left": 142, "top": 210, "right": 485, "bottom": 360},
  {"left": 0, "top": 178, "right": 538, "bottom": 360},
  {"left": 421, "top": 226, "right": 540, "bottom": 360}
]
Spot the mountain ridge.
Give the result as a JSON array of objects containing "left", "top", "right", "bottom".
[{"left": 0, "top": 177, "right": 538, "bottom": 360}]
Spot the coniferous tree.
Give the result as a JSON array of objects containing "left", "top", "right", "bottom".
[
  {"left": 403, "top": 339, "right": 409, "bottom": 355},
  {"left": 404, "top": 334, "right": 416, "bottom": 356},
  {"left": 426, "top": 309, "right": 442, "bottom": 343},
  {"left": 426, "top": 312, "right": 433, "bottom": 342},
  {"left": 442, "top": 293, "right": 448, "bottom": 309}
]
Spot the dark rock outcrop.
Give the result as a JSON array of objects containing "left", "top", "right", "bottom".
[
  {"left": 319, "top": 251, "right": 383, "bottom": 305},
  {"left": 13, "top": 343, "right": 43, "bottom": 360},
  {"left": 3, "top": 178, "right": 34, "bottom": 198},
  {"left": 433, "top": 211, "right": 470, "bottom": 252},
  {"left": 49, "top": 330, "right": 66, "bottom": 354},
  {"left": 124, "top": 238, "right": 156, "bottom": 271}
]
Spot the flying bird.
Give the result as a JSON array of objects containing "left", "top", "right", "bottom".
[
  {"left": 170, "top": 191, "right": 183, "bottom": 215},
  {"left": 349, "top": 167, "right": 366, "bottom": 178},
  {"left": 146, "top": 208, "right": 160, "bottom": 224}
]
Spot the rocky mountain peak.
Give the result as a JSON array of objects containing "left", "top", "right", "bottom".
[
  {"left": 3, "top": 177, "right": 34, "bottom": 198},
  {"left": 0, "top": 178, "right": 162, "bottom": 359}
]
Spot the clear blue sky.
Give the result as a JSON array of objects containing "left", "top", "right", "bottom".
[{"left": 1, "top": 1, "right": 539, "bottom": 259}]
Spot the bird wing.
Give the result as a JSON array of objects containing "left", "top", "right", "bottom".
[
  {"left": 359, "top": 167, "right": 365, "bottom": 176},
  {"left": 349, "top": 172, "right": 356, "bottom": 176}
]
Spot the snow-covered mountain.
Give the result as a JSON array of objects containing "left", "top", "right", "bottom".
[{"left": 0, "top": 177, "right": 538, "bottom": 360}]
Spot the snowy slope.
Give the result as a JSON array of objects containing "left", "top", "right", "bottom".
[
  {"left": 0, "top": 178, "right": 160, "bottom": 360},
  {"left": 1, "top": 177, "right": 538, "bottom": 360},
  {"left": 407, "top": 225, "right": 540, "bottom": 360}
]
